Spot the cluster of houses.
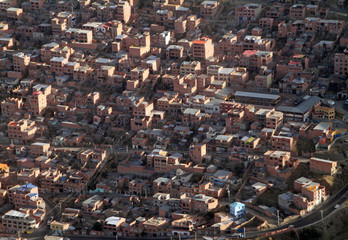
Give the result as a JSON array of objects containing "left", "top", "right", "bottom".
[{"left": 0, "top": 0, "right": 347, "bottom": 238}]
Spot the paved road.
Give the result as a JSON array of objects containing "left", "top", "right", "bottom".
[
  {"left": 292, "top": 183, "right": 348, "bottom": 229},
  {"left": 246, "top": 182, "right": 348, "bottom": 238},
  {"left": 22, "top": 195, "right": 59, "bottom": 239},
  {"left": 24, "top": 193, "right": 77, "bottom": 240}
]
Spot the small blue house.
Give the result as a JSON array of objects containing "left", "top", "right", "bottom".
[{"left": 230, "top": 202, "right": 245, "bottom": 217}]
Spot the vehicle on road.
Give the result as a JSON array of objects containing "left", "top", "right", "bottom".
[
  {"left": 47, "top": 216, "right": 54, "bottom": 225},
  {"left": 335, "top": 204, "right": 340, "bottom": 209},
  {"left": 232, "top": 233, "right": 244, "bottom": 238},
  {"left": 327, "top": 100, "right": 335, "bottom": 106}
]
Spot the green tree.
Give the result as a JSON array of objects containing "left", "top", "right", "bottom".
[
  {"left": 191, "top": 173, "right": 203, "bottom": 183},
  {"left": 43, "top": 107, "right": 56, "bottom": 118},
  {"left": 92, "top": 221, "right": 103, "bottom": 231}
]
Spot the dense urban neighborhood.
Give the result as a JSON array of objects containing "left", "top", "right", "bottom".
[{"left": 0, "top": 0, "right": 347, "bottom": 239}]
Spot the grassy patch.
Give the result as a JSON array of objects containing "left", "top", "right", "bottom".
[
  {"left": 243, "top": 217, "right": 264, "bottom": 228},
  {"left": 256, "top": 188, "right": 287, "bottom": 207},
  {"left": 296, "top": 137, "right": 315, "bottom": 154},
  {"left": 240, "top": 189, "right": 255, "bottom": 201},
  {"left": 331, "top": 165, "right": 348, "bottom": 194},
  {"left": 286, "top": 163, "right": 310, "bottom": 190}
]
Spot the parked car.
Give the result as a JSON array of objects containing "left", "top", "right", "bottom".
[
  {"left": 47, "top": 216, "right": 54, "bottom": 225},
  {"left": 232, "top": 233, "right": 244, "bottom": 239}
]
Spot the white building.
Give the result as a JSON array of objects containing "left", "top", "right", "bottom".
[{"left": 2, "top": 210, "right": 39, "bottom": 233}]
